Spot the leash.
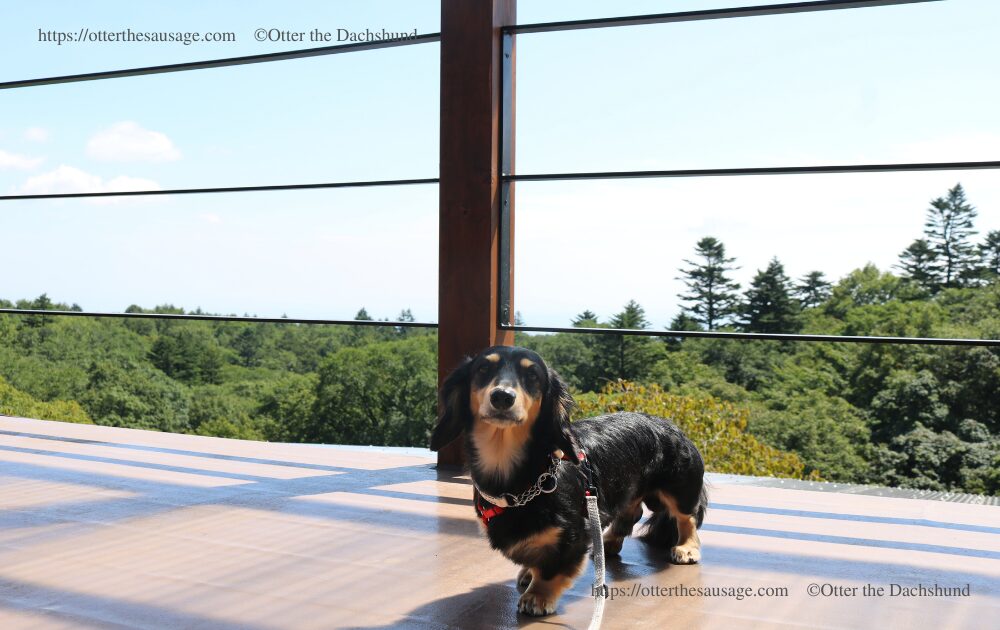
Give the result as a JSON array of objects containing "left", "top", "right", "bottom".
[
  {"left": 586, "top": 492, "right": 606, "bottom": 630},
  {"left": 580, "top": 452, "right": 606, "bottom": 630},
  {"left": 473, "top": 450, "right": 607, "bottom": 628}
]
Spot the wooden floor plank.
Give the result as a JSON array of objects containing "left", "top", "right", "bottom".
[{"left": 1, "top": 416, "right": 997, "bottom": 629}]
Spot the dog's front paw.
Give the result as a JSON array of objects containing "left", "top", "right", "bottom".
[
  {"left": 518, "top": 591, "right": 558, "bottom": 616},
  {"left": 516, "top": 567, "right": 533, "bottom": 593},
  {"left": 670, "top": 544, "right": 701, "bottom": 564}
]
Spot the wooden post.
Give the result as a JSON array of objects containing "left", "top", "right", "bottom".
[{"left": 437, "top": 0, "right": 516, "bottom": 466}]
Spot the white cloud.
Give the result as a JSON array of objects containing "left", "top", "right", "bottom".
[
  {"left": 86, "top": 121, "right": 181, "bottom": 162},
  {"left": 0, "top": 149, "right": 44, "bottom": 170},
  {"left": 199, "top": 213, "right": 223, "bottom": 224},
  {"left": 15, "top": 165, "right": 161, "bottom": 205},
  {"left": 23, "top": 127, "right": 51, "bottom": 142}
]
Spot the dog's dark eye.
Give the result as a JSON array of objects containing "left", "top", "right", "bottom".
[
  {"left": 525, "top": 370, "right": 538, "bottom": 382},
  {"left": 477, "top": 363, "right": 490, "bottom": 374}
]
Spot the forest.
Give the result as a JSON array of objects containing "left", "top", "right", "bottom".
[{"left": 1, "top": 184, "right": 998, "bottom": 495}]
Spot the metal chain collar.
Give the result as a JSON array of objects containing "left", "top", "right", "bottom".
[{"left": 474, "top": 455, "right": 561, "bottom": 508}]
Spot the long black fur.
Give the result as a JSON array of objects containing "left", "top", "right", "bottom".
[{"left": 431, "top": 346, "right": 707, "bottom": 614}]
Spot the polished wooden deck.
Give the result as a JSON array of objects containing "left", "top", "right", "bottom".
[{"left": 0, "top": 416, "right": 997, "bottom": 629}]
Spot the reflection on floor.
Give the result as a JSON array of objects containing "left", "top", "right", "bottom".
[{"left": 0, "top": 416, "right": 997, "bottom": 629}]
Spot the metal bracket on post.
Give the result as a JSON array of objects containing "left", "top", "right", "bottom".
[{"left": 498, "top": 29, "right": 515, "bottom": 329}]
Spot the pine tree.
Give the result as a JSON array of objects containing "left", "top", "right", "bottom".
[
  {"left": 609, "top": 300, "right": 648, "bottom": 330},
  {"left": 354, "top": 307, "right": 372, "bottom": 321},
  {"left": 669, "top": 312, "right": 703, "bottom": 331},
  {"left": 596, "top": 300, "right": 654, "bottom": 382},
  {"left": 795, "top": 271, "right": 832, "bottom": 308},
  {"left": 666, "top": 312, "right": 702, "bottom": 348},
  {"left": 572, "top": 310, "right": 600, "bottom": 328},
  {"left": 676, "top": 237, "right": 741, "bottom": 330},
  {"left": 394, "top": 308, "right": 416, "bottom": 336},
  {"left": 27, "top": 293, "right": 55, "bottom": 327},
  {"left": 396, "top": 309, "right": 415, "bottom": 323},
  {"left": 978, "top": 230, "right": 1000, "bottom": 280},
  {"left": 896, "top": 238, "right": 940, "bottom": 292},
  {"left": 924, "top": 184, "right": 978, "bottom": 288},
  {"left": 742, "top": 258, "right": 801, "bottom": 333}
]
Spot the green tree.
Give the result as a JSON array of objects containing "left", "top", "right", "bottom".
[
  {"left": 924, "top": 183, "right": 978, "bottom": 288},
  {"left": 309, "top": 335, "right": 437, "bottom": 446},
  {"left": 748, "top": 392, "right": 871, "bottom": 481},
  {"left": 0, "top": 375, "right": 92, "bottom": 424},
  {"left": 189, "top": 386, "right": 263, "bottom": 440},
  {"left": 518, "top": 332, "right": 598, "bottom": 392},
  {"left": 256, "top": 373, "right": 318, "bottom": 442},
  {"left": 232, "top": 325, "right": 265, "bottom": 368},
  {"left": 81, "top": 360, "right": 191, "bottom": 433},
  {"left": 794, "top": 271, "right": 832, "bottom": 309},
  {"left": 598, "top": 300, "right": 663, "bottom": 382},
  {"left": 741, "top": 258, "right": 800, "bottom": 333},
  {"left": 396, "top": 309, "right": 414, "bottom": 322},
  {"left": 572, "top": 310, "right": 600, "bottom": 328},
  {"left": 978, "top": 230, "right": 1000, "bottom": 279},
  {"left": 0, "top": 314, "right": 15, "bottom": 345},
  {"left": 896, "top": 238, "right": 939, "bottom": 292},
  {"left": 150, "top": 326, "right": 225, "bottom": 385},
  {"left": 869, "top": 369, "right": 949, "bottom": 440},
  {"left": 25, "top": 293, "right": 56, "bottom": 328},
  {"left": 823, "top": 264, "right": 922, "bottom": 318},
  {"left": 871, "top": 425, "right": 970, "bottom": 492},
  {"left": 517, "top": 310, "right": 604, "bottom": 391},
  {"left": 677, "top": 237, "right": 741, "bottom": 330}
]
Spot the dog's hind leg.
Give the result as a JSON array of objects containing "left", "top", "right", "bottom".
[
  {"left": 602, "top": 499, "right": 643, "bottom": 556},
  {"left": 656, "top": 491, "right": 701, "bottom": 564}
]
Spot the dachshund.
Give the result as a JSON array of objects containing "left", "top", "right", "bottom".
[{"left": 430, "top": 345, "right": 707, "bottom": 616}]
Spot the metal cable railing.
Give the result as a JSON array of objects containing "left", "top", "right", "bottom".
[
  {"left": 0, "top": 33, "right": 441, "bottom": 90},
  {"left": 0, "top": 308, "right": 437, "bottom": 328},
  {"left": 0, "top": 177, "right": 438, "bottom": 201},
  {"left": 502, "top": 324, "right": 1000, "bottom": 347},
  {"left": 495, "top": 0, "right": 999, "bottom": 348},
  {"left": 0, "top": 29, "right": 439, "bottom": 328},
  {"left": 3, "top": 0, "right": 997, "bottom": 346},
  {"left": 506, "top": 0, "right": 938, "bottom": 34},
  {"left": 506, "top": 161, "right": 1000, "bottom": 183}
]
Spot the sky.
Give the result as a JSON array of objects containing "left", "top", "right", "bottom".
[{"left": 1, "top": 0, "right": 998, "bottom": 328}]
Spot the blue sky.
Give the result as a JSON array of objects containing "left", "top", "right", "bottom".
[{"left": 1, "top": 0, "right": 998, "bottom": 327}]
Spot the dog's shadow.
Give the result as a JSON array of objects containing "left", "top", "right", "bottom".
[
  {"left": 345, "top": 535, "right": 686, "bottom": 630},
  {"left": 604, "top": 524, "right": 680, "bottom": 582},
  {"left": 342, "top": 580, "right": 575, "bottom": 630}
]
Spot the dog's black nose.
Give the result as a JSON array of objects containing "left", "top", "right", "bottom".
[{"left": 490, "top": 388, "right": 516, "bottom": 410}]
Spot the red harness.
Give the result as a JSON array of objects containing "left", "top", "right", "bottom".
[{"left": 474, "top": 451, "right": 591, "bottom": 526}]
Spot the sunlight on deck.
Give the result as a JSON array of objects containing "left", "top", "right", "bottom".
[{"left": 0, "top": 416, "right": 997, "bottom": 629}]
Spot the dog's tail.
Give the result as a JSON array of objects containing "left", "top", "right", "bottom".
[
  {"left": 641, "top": 486, "right": 709, "bottom": 548},
  {"left": 694, "top": 485, "right": 709, "bottom": 528}
]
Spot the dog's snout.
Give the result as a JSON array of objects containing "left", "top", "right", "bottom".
[{"left": 490, "top": 388, "right": 516, "bottom": 410}]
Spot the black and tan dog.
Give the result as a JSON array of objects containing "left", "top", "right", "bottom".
[{"left": 431, "top": 345, "right": 707, "bottom": 616}]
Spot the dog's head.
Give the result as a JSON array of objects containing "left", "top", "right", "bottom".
[{"left": 430, "top": 346, "right": 578, "bottom": 470}]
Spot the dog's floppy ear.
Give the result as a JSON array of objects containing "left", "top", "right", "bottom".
[
  {"left": 546, "top": 367, "right": 580, "bottom": 463},
  {"left": 430, "top": 357, "right": 472, "bottom": 451}
]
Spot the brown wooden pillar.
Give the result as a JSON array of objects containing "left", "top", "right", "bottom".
[{"left": 437, "top": 0, "right": 516, "bottom": 466}]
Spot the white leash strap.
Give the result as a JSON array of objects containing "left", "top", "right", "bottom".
[{"left": 585, "top": 494, "right": 606, "bottom": 630}]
